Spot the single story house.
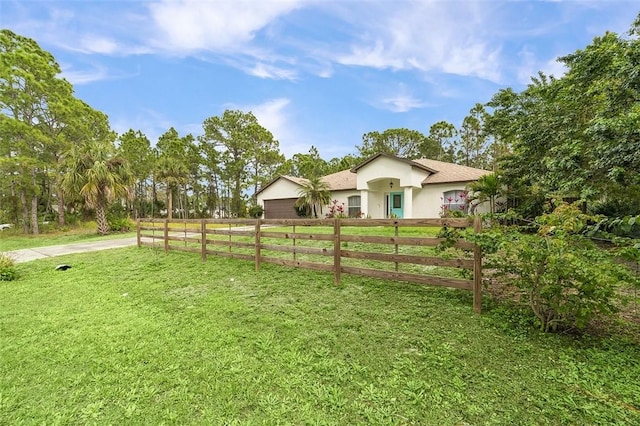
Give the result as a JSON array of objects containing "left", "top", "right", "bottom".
[{"left": 256, "top": 153, "right": 492, "bottom": 219}]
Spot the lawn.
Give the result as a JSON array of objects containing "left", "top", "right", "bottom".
[{"left": 1, "top": 247, "right": 639, "bottom": 424}]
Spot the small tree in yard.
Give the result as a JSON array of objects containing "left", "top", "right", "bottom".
[
  {"left": 295, "top": 177, "right": 331, "bottom": 218},
  {"left": 467, "top": 173, "right": 502, "bottom": 214},
  {"left": 63, "top": 139, "right": 133, "bottom": 235},
  {"left": 0, "top": 252, "right": 17, "bottom": 281},
  {"left": 474, "top": 203, "right": 635, "bottom": 332}
]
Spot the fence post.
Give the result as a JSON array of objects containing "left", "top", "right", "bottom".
[
  {"left": 255, "top": 219, "right": 261, "bottom": 272},
  {"left": 201, "top": 219, "right": 207, "bottom": 262},
  {"left": 394, "top": 221, "right": 399, "bottom": 271},
  {"left": 136, "top": 218, "right": 141, "bottom": 247},
  {"left": 334, "top": 218, "right": 341, "bottom": 285},
  {"left": 164, "top": 219, "right": 169, "bottom": 254},
  {"left": 292, "top": 224, "right": 296, "bottom": 262},
  {"left": 473, "top": 215, "right": 482, "bottom": 314}
]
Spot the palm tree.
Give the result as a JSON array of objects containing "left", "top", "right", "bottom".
[
  {"left": 62, "top": 139, "right": 132, "bottom": 235},
  {"left": 156, "top": 155, "right": 188, "bottom": 219},
  {"left": 295, "top": 176, "right": 331, "bottom": 218},
  {"left": 467, "top": 173, "right": 501, "bottom": 214}
]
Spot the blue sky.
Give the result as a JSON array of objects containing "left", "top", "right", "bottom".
[{"left": 2, "top": 1, "right": 638, "bottom": 159}]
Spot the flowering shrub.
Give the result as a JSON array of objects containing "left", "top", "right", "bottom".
[{"left": 325, "top": 200, "right": 347, "bottom": 218}]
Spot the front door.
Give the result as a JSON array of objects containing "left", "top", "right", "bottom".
[{"left": 389, "top": 192, "right": 403, "bottom": 218}]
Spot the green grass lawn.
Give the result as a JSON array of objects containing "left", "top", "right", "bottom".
[{"left": 1, "top": 247, "right": 639, "bottom": 424}]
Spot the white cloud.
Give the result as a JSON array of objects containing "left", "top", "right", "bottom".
[
  {"left": 61, "top": 65, "right": 109, "bottom": 85},
  {"left": 247, "top": 63, "right": 298, "bottom": 80},
  {"left": 78, "top": 35, "right": 118, "bottom": 55},
  {"left": 332, "top": 1, "right": 503, "bottom": 82},
  {"left": 381, "top": 94, "right": 426, "bottom": 113},
  {"left": 338, "top": 40, "right": 404, "bottom": 69},
  {"left": 148, "top": 0, "right": 302, "bottom": 52},
  {"left": 372, "top": 83, "right": 431, "bottom": 113},
  {"left": 60, "top": 62, "right": 140, "bottom": 85},
  {"left": 248, "top": 98, "right": 291, "bottom": 139}
]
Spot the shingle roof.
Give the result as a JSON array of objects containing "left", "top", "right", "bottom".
[
  {"left": 321, "top": 169, "right": 356, "bottom": 190},
  {"left": 254, "top": 175, "right": 309, "bottom": 196},
  {"left": 282, "top": 175, "right": 308, "bottom": 186},
  {"left": 413, "top": 159, "right": 492, "bottom": 184},
  {"left": 351, "top": 153, "right": 436, "bottom": 173}
]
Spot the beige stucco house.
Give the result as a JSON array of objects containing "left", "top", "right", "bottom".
[{"left": 256, "top": 153, "right": 492, "bottom": 219}]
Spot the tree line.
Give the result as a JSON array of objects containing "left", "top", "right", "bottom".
[{"left": 2, "top": 14, "right": 639, "bottom": 234}]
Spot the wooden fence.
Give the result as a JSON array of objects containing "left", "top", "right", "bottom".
[{"left": 137, "top": 217, "right": 483, "bottom": 313}]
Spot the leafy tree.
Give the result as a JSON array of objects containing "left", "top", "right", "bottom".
[
  {"left": 356, "top": 128, "right": 432, "bottom": 159},
  {"left": 62, "top": 133, "right": 132, "bottom": 235},
  {"left": 484, "top": 88, "right": 518, "bottom": 171},
  {"left": 245, "top": 124, "right": 284, "bottom": 201},
  {"left": 457, "top": 103, "right": 490, "bottom": 168},
  {"left": 118, "top": 129, "right": 153, "bottom": 218},
  {"left": 325, "top": 154, "right": 359, "bottom": 174},
  {"left": 295, "top": 176, "right": 331, "bottom": 218},
  {"left": 155, "top": 128, "right": 189, "bottom": 220},
  {"left": 289, "top": 146, "right": 328, "bottom": 179},
  {"left": 565, "top": 24, "right": 640, "bottom": 211},
  {"left": 183, "top": 135, "right": 204, "bottom": 217},
  {"left": 0, "top": 29, "right": 76, "bottom": 233},
  {"left": 426, "top": 121, "right": 457, "bottom": 162},
  {"left": 489, "top": 15, "right": 640, "bottom": 216},
  {"left": 199, "top": 133, "right": 223, "bottom": 217},
  {"left": 202, "top": 110, "right": 279, "bottom": 217}
]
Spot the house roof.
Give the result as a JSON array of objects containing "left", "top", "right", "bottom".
[
  {"left": 282, "top": 175, "right": 308, "bottom": 186},
  {"left": 321, "top": 169, "right": 356, "bottom": 190},
  {"left": 413, "top": 159, "right": 492, "bottom": 184},
  {"left": 254, "top": 175, "right": 308, "bottom": 196},
  {"left": 351, "top": 152, "right": 437, "bottom": 174}
]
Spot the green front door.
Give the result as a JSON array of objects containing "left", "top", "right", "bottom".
[{"left": 390, "top": 192, "right": 403, "bottom": 218}]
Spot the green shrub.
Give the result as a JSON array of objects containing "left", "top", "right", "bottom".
[
  {"left": 108, "top": 217, "right": 134, "bottom": 232},
  {"left": 0, "top": 253, "right": 17, "bottom": 281},
  {"left": 248, "top": 204, "right": 264, "bottom": 219},
  {"left": 107, "top": 203, "right": 133, "bottom": 232},
  {"left": 474, "top": 204, "right": 634, "bottom": 332}
]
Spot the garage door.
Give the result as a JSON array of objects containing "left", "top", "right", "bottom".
[{"left": 264, "top": 198, "right": 299, "bottom": 219}]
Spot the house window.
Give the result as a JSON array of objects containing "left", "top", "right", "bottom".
[
  {"left": 442, "top": 190, "right": 467, "bottom": 214},
  {"left": 348, "top": 196, "right": 361, "bottom": 217},
  {"left": 392, "top": 194, "right": 402, "bottom": 209}
]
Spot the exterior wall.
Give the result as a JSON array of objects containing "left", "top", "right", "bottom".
[
  {"left": 355, "top": 157, "right": 428, "bottom": 190},
  {"left": 412, "top": 183, "right": 490, "bottom": 218},
  {"left": 257, "top": 178, "right": 302, "bottom": 207},
  {"left": 326, "top": 190, "right": 361, "bottom": 217},
  {"left": 362, "top": 180, "right": 389, "bottom": 218},
  {"left": 354, "top": 157, "right": 432, "bottom": 218}
]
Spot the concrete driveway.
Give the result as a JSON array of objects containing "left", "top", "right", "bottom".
[{"left": 7, "top": 237, "right": 141, "bottom": 263}]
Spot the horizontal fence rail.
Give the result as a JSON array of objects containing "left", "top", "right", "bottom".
[{"left": 137, "top": 217, "right": 483, "bottom": 313}]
